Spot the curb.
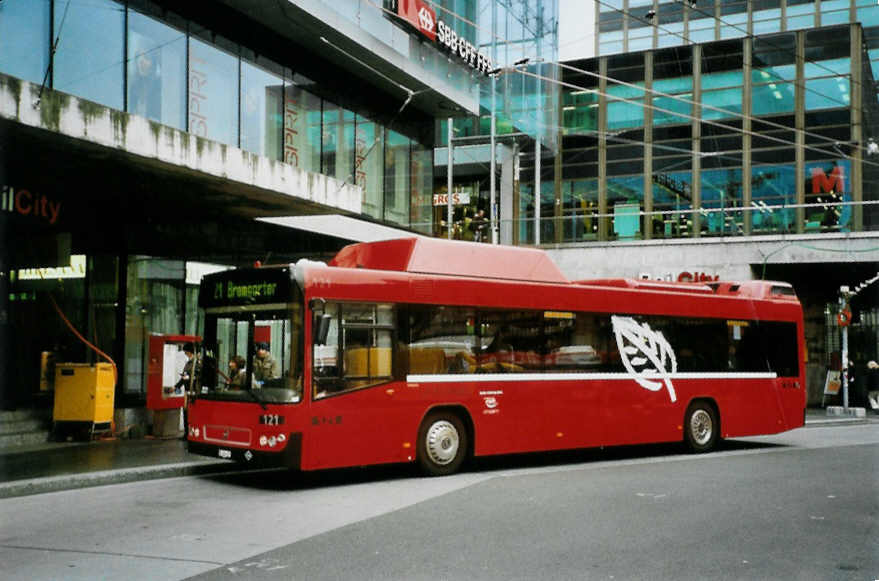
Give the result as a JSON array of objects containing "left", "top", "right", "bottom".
[
  {"left": 804, "top": 417, "right": 873, "bottom": 427},
  {"left": 0, "top": 460, "right": 240, "bottom": 499}
]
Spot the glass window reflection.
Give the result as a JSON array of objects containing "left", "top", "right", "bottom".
[
  {"left": 701, "top": 168, "right": 744, "bottom": 237},
  {"left": 701, "top": 88, "right": 743, "bottom": 120},
  {"left": 284, "top": 78, "right": 321, "bottom": 173},
  {"left": 563, "top": 179, "right": 599, "bottom": 242},
  {"left": 356, "top": 115, "right": 384, "bottom": 219},
  {"left": 240, "top": 60, "right": 283, "bottom": 160},
  {"left": 752, "top": 82, "right": 795, "bottom": 115},
  {"left": 857, "top": 4, "right": 879, "bottom": 27},
  {"left": 608, "top": 176, "right": 644, "bottom": 240},
  {"left": 322, "top": 104, "right": 355, "bottom": 184},
  {"left": 384, "top": 130, "right": 410, "bottom": 225},
  {"left": 652, "top": 171, "right": 693, "bottom": 238},
  {"left": 805, "top": 159, "right": 851, "bottom": 232},
  {"left": 188, "top": 37, "right": 238, "bottom": 145},
  {"left": 127, "top": 10, "right": 186, "bottom": 129},
  {"left": 0, "top": 0, "right": 49, "bottom": 85},
  {"left": 410, "top": 145, "right": 434, "bottom": 235},
  {"left": 751, "top": 164, "right": 796, "bottom": 234},
  {"left": 805, "top": 77, "right": 850, "bottom": 110},
  {"left": 54, "top": 0, "right": 124, "bottom": 109}
]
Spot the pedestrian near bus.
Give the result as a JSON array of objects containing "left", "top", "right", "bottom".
[
  {"left": 866, "top": 360, "right": 879, "bottom": 414},
  {"left": 176, "top": 342, "right": 200, "bottom": 437}
]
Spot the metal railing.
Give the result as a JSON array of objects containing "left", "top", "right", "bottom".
[{"left": 421, "top": 199, "right": 879, "bottom": 244}]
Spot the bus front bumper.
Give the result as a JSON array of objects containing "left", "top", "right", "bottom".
[{"left": 187, "top": 432, "right": 302, "bottom": 469}]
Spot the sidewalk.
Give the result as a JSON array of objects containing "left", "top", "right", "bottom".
[
  {"left": 0, "top": 410, "right": 872, "bottom": 499},
  {"left": 0, "top": 437, "right": 242, "bottom": 499},
  {"left": 804, "top": 407, "right": 875, "bottom": 426}
]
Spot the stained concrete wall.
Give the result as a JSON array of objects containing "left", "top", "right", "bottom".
[
  {"left": 0, "top": 74, "right": 361, "bottom": 214},
  {"left": 545, "top": 232, "right": 879, "bottom": 282}
]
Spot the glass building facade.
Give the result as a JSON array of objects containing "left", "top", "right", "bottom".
[
  {"left": 0, "top": 0, "right": 435, "bottom": 232},
  {"left": 597, "top": 1, "right": 879, "bottom": 64},
  {"left": 0, "top": 0, "right": 483, "bottom": 410},
  {"left": 551, "top": 22, "right": 879, "bottom": 243},
  {"left": 434, "top": 0, "right": 560, "bottom": 240}
]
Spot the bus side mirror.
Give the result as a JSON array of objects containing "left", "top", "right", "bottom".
[{"left": 314, "top": 314, "right": 332, "bottom": 345}]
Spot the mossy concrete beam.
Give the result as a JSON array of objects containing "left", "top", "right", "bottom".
[{"left": 0, "top": 72, "right": 361, "bottom": 214}]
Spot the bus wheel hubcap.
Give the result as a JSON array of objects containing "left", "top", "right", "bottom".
[
  {"left": 426, "top": 421, "right": 459, "bottom": 465},
  {"left": 691, "top": 409, "right": 713, "bottom": 445}
]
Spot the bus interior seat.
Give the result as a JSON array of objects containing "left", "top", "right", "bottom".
[
  {"left": 407, "top": 347, "right": 446, "bottom": 374},
  {"left": 344, "top": 347, "right": 393, "bottom": 382}
]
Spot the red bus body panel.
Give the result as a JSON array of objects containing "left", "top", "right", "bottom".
[{"left": 188, "top": 238, "right": 806, "bottom": 471}]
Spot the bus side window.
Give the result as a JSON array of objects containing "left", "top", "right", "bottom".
[
  {"left": 314, "top": 303, "right": 394, "bottom": 398},
  {"left": 407, "top": 305, "right": 477, "bottom": 375}
]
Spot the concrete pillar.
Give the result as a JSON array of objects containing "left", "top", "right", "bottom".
[
  {"left": 644, "top": 51, "right": 654, "bottom": 240},
  {"left": 500, "top": 143, "right": 515, "bottom": 245},
  {"left": 795, "top": 30, "right": 806, "bottom": 234},
  {"left": 851, "top": 23, "right": 864, "bottom": 231},
  {"left": 598, "top": 57, "right": 609, "bottom": 241},
  {"left": 0, "top": 236, "right": 8, "bottom": 410},
  {"left": 743, "top": 36, "right": 753, "bottom": 235},
  {"left": 692, "top": 44, "right": 702, "bottom": 237}
]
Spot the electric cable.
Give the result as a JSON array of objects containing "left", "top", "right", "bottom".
[
  {"left": 48, "top": 293, "right": 117, "bottom": 379},
  {"left": 508, "top": 66, "right": 879, "bottom": 170},
  {"left": 556, "top": 60, "right": 875, "bottom": 162}
]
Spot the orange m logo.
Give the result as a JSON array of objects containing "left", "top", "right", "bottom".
[{"left": 811, "top": 165, "right": 845, "bottom": 194}]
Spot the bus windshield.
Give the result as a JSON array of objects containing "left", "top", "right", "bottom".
[{"left": 199, "top": 303, "right": 304, "bottom": 404}]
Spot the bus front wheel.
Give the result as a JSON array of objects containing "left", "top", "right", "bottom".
[
  {"left": 417, "top": 412, "right": 468, "bottom": 476},
  {"left": 684, "top": 401, "right": 719, "bottom": 453}
]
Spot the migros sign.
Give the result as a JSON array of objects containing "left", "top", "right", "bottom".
[{"left": 393, "top": 0, "right": 494, "bottom": 74}]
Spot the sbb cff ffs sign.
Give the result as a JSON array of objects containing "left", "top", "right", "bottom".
[
  {"left": 388, "top": 0, "right": 436, "bottom": 40},
  {"left": 389, "top": 0, "right": 493, "bottom": 74}
]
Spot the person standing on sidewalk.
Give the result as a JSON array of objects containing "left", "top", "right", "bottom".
[{"left": 866, "top": 360, "right": 879, "bottom": 414}]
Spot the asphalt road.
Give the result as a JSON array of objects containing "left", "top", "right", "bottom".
[{"left": 0, "top": 423, "right": 876, "bottom": 581}]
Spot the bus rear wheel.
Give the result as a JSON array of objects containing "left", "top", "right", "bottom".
[
  {"left": 417, "top": 412, "right": 468, "bottom": 476},
  {"left": 684, "top": 402, "right": 719, "bottom": 453}
]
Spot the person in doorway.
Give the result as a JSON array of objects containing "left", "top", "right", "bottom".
[
  {"left": 226, "top": 355, "right": 246, "bottom": 390},
  {"left": 253, "top": 342, "right": 280, "bottom": 385},
  {"left": 866, "top": 360, "right": 879, "bottom": 414},
  {"left": 470, "top": 209, "right": 488, "bottom": 242},
  {"left": 177, "top": 342, "right": 200, "bottom": 439},
  {"left": 176, "top": 342, "right": 199, "bottom": 392}
]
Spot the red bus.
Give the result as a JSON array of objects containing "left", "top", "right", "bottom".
[{"left": 187, "top": 237, "right": 806, "bottom": 476}]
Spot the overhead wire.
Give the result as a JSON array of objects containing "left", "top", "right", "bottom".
[
  {"left": 556, "top": 60, "right": 874, "bottom": 163},
  {"left": 416, "top": 0, "right": 873, "bottom": 166},
  {"left": 681, "top": 0, "right": 869, "bottom": 86},
  {"left": 501, "top": 65, "right": 879, "bottom": 171}
]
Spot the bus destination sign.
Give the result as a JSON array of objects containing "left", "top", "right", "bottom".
[{"left": 199, "top": 268, "right": 294, "bottom": 308}]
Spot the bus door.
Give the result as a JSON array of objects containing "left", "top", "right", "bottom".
[{"left": 306, "top": 302, "right": 411, "bottom": 470}]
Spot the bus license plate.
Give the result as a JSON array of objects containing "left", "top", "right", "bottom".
[{"left": 218, "top": 449, "right": 232, "bottom": 459}]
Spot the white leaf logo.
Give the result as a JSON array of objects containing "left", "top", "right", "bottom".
[{"left": 611, "top": 316, "right": 677, "bottom": 402}]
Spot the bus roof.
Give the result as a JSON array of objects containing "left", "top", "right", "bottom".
[{"left": 329, "top": 238, "right": 569, "bottom": 283}]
